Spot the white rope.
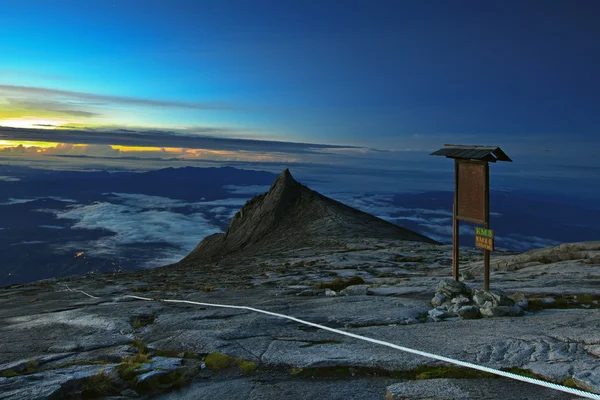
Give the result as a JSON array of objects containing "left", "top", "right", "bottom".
[
  {"left": 62, "top": 285, "right": 600, "bottom": 399},
  {"left": 63, "top": 283, "right": 100, "bottom": 299}
]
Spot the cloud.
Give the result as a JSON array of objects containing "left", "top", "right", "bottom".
[
  {"left": 6, "top": 98, "right": 101, "bottom": 117},
  {"left": 208, "top": 206, "right": 229, "bottom": 214},
  {"left": 0, "top": 196, "right": 76, "bottom": 205},
  {"left": 412, "top": 223, "right": 560, "bottom": 252},
  {"left": 106, "top": 192, "right": 249, "bottom": 209},
  {"left": 39, "top": 225, "right": 65, "bottom": 230},
  {"left": 106, "top": 193, "right": 189, "bottom": 209},
  {"left": 326, "top": 193, "right": 399, "bottom": 218},
  {"left": 209, "top": 206, "right": 239, "bottom": 221},
  {"left": 52, "top": 201, "right": 222, "bottom": 265},
  {"left": 223, "top": 184, "right": 271, "bottom": 195},
  {"left": 319, "top": 192, "right": 561, "bottom": 252},
  {"left": 421, "top": 233, "right": 450, "bottom": 244},
  {"left": 190, "top": 198, "right": 250, "bottom": 207},
  {"left": 42, "top": 190, "right": 468, "bottom": 268},
  {"left": 0, "top": 175, "right": 20, "bottom": 182},
  {"left": 0, "top": 144, "right": 36, "bottom": 154},
  {"left": 1, "top": 198, "right": 34, "bottom": 205},
  {"left": 319, "top": 192, "right": 471, "bottom": 243},
  {"left": 0, "top": 84, "right": 233, "bottom": 111},
  {"left": 390, "top": 216, "right": 452, "bottom": 224},
  {"left": 495, "top": 234, "right": 561, "bottom": 252},
  {"left": 0, "top": 126, "right": 361, "bottom": 155},
  {"left": 417, "top": 223, "right": 474, "bottom": 237},
  {"left": 325, "top": 192, "right": 453, "bottom": 219},
  {"left": 38, "top": 192, "right": 259, "bottom": 267},
  {"left": 0, "top": 143, "right": 133, "bottom": 158},
  {"left": 42, "top": 144, "right": 122, "bottom": 157}
]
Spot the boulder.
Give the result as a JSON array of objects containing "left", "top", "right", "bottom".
[
  {"left": 472, "top": 290, "right": 489, "bottom": 306},
  {"left": 451, "top": 296, "right": 470, "bottom": 305},
  {"left": 447, "top": 303, "right": 462, "bottom": 313},
  {"left": 489, "top": 290, "right": 515, "bottom": 306},
  {"left": 435, "top": 279, "right": 471, "bottom": 298},
  {"left": 480, "top": 305, "right": 524, "bottom": 318},
  {"left": 509, "top": 292, "right": 529, "bottom": 309},
  {"left": 340, "top": 285, "right": 369, "bottom": 296},
  {"left": 0, "top": 364, "right": 119, "bottom": 400},
  {"left": 473, "top": 289, "right": 515, "bottom": 307},
  {"left": 428, "top": 308, "right": 455, "bottom": 320},
  {"left": 456, "top": 305, "right": 481, "bottom": 320},
  {"left": 428, "top": 308, "right": 447, "bottom": 319},
  {"left": 572, "top": 370, "right": 600, "bottom": 394},
  {"left": 431, "top": 293, "right": 446, "bottom": 307},
  {"left": 325, "top": 289, "right": 337, "bottom": 297}
]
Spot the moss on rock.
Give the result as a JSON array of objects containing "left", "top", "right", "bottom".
[
  {"left": 203, "top": 352, "right": 258, "bottom": 375},
  {"left": 204, "top": 353, "right": 235, "bottom": 371}
]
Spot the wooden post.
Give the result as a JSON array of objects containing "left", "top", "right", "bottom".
[
  {"left": 483, "top": 162, "right": 490, "bottom": 290},
  {"left": 453, "top": 159, "right": 460, "bottom": 281}
]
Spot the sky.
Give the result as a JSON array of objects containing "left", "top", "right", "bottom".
[{"left": 0, "top": 0, "right": 599, "bottom": 189}]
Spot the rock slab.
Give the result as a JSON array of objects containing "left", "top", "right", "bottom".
[{"left": 385, "top": 379, "right": 469, "bottom": 400}]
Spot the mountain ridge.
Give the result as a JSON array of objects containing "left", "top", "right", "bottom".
[{"left": 169, "top": 169, "right": 438, "bottom": 269}]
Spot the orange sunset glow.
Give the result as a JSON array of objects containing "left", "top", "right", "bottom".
[
  {"left": 0, "top": 118, "right": 68, "bottom": 130},
  {"left": 0, "top": 139, "right": 284, "bottom": 162},
  {"left": 0, "top": 140, "right": 66, "bottom": 148}
]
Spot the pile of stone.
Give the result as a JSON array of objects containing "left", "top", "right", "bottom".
[{"left": 429, "top": 279, "right": 526, "bottom": 321}]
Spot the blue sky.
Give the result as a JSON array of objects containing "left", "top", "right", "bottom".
[
  {"left": 1, "top": 1, "right": 600, "bottom": 284},
  {"left": 0, "top": 0, "right": 598, "bottom": 178}
]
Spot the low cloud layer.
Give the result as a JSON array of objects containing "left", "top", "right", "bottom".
[
  {"left": 328, "top": 193, "right": 453, "bottom": 220},
  {"left": 223, "top": 184, "right": 271, "bottom": 195},
  {"left": 325, "top": 192, "right": 562, "bottom": 252},
  {"left": 39, "top": 192, "right": 257, "bottom": 267},
  {"left": 52, "top": 202, "right": 222, "bottom": 266},
  {"left": 5, "top": 188, "right": 576, "bottom": 270},
  {"left": 106, "top": 193, "right": 190, "bottom": 209},
  {"left": 495, "top": 234, "right": 561, "bottom": 252},
  {"left": 0, "top": 126, "right": 360, "bottom": 155},
  {"left": 0, "top": 196, "right": 76, "bottom": 205},
  {"left": 1, "top": 143, "right": 122, "bottom": 157}
]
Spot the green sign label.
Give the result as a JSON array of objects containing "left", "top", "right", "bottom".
[{"left": 475, "top": 227, "right": 494, "bottom": 237}]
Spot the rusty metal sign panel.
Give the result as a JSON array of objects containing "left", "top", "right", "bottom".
[
  {"left": 475, "top": 227, "right": 494, "bottom": 251},
  {"left": 457, "top": 161, "right": 485, "bottom": 223}
]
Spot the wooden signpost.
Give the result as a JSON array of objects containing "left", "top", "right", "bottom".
[{"left": 430, "top": 145, "right": 512, "bottom": 290}]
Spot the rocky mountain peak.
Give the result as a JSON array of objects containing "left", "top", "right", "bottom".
[
  {"left": 226, "top": 168, "right": 302, "bottom": 236},
  {"left": 263, "top": 168, "right": 302, "bottom": 216},
  {"left": 270, "top": 168, "right": 297, "bottom": 190},
  {"left": 175, "top": 168, "right": 438, "bottom": 267}
]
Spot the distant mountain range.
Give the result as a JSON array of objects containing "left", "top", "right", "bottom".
[{"left": 0, "top": 165, "right": 278, "bottom": 202}]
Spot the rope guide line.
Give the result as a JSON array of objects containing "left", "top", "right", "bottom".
[{"left": 58, "top": 284, "right": 599, "bottom": 399}]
